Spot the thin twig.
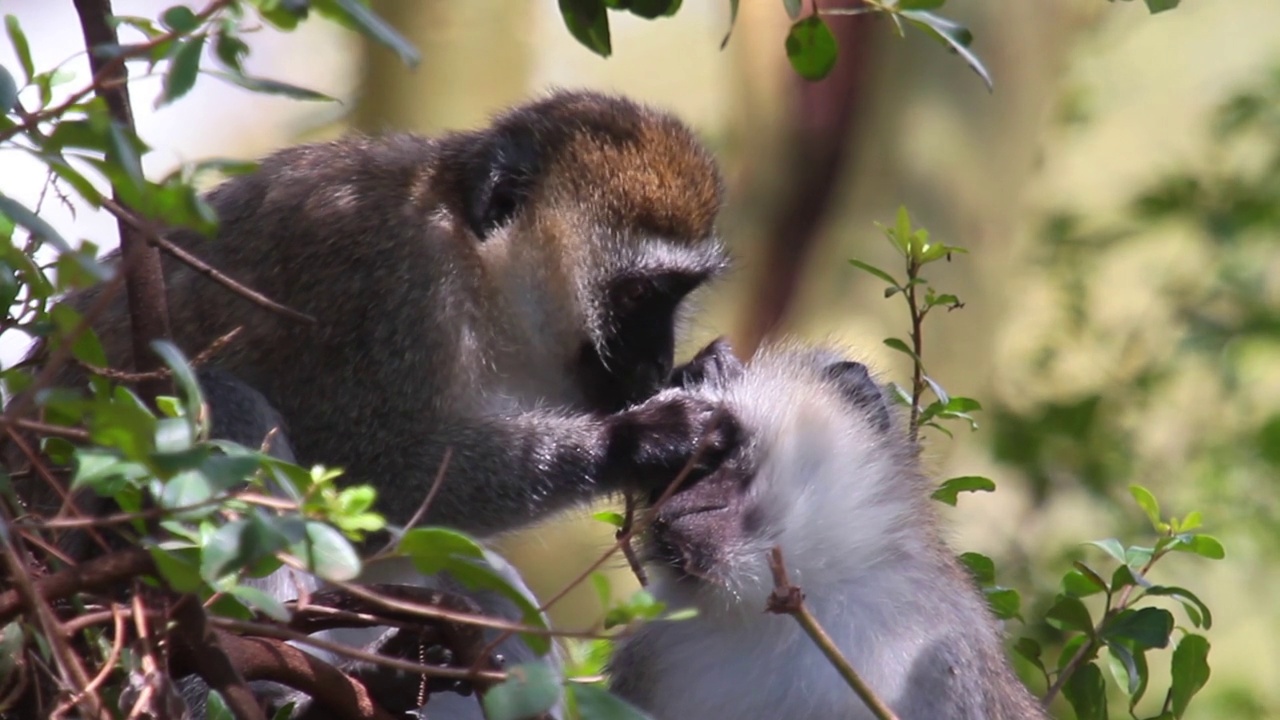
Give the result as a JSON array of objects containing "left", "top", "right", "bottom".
[
  {"left": 0, "top": 417, "right": 90, "bottom": 442},
  {"left": 374, "top": 448, "right": 452, "bottom": 558},
  {"left": 50, "top": 603, "right": 126, "bottom": 719},
  {"left": 100, "top": 197, "right": 316, "bottom": 324},
  {"left": 766, "top": 547, "right": 902, "bottom": 720}
]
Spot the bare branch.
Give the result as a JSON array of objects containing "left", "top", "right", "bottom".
[{"left": 766, "top": 547, "right": 901, "bottom": 720}]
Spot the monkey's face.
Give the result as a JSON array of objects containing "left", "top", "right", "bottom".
[{"left": 645, "top": 345, "right": 919, "bottom": 612}]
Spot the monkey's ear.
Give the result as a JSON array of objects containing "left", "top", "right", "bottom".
[
  {"left": 823, "top": 360, "right": 893, "bottom": 433},
  {"left": 461, "top": 127, "right": 542, "bottom": 240}
]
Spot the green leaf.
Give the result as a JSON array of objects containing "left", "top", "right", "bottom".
[
  {"left": 214, "top": 31, "right": 250, "bottom": 72},
  {"left": 560, "top": 0, "right": 612, "bottom": 57},
  {"left": 5, "top": 16, "right": 34, "bottom": 80},
  {"left": 1143, "top": 0, "right": 1180, "bottom": 14},
  {"left": 289, "top": 521, "right": 361, "bottom": 582},
  {"left": 0, "top": 193, "right": 72, "bottom": 252},
  {"left": 1144, "top": 586, "right": 1212, "bottom": 630},
  {"left": 1063, "top": 563, "right": 1108, "bottom": 598},
  {"left": 882, "top": 337, "right": 920, "bottom": 364},
  {"left": 984, "top": 587, "right": 1020, "bottom": 621},
  {"left": 318, "top": 0, "right": 420, "bottom": 67},
  {"left": 1087, "top": 538, "right": 1127, "bottom": 565},
  {"left": 229, "top": 584, "right": 290, "bottom": 622},
  {"left": 784, "top": 16, "right": 838, "bottom": 81},
  {"left": 616, "top": 0, "right": 682, "bottom": 19},
  {"left": 720, "top": 0, "right": 739, "bottom": 49},
  {"left": 211, "top": 70, "right": 334, "bottom": 102},
  {"left": 958, "top": 551, "right": 994, "bottom": 585},
  {"left": 202, "top": 516, "right": 287, "bottom": 582},
  {"left": 151, "top": 340, "right": 204, "bottom": 422},
  {"left": 930, "top": 475, "right": 995, "bottom": 506},
  {"left": 1170, "top": 634, "right": 1210, "bottom": 718},
  {"left": 569, "top": 683, "right": 651, "bottom": 719},
  {"left": 1170, "top": 534, "right": 1225, "bottom": 560},
  {"left": 161, "top": 5, "right": 199, "bottom": 32},
  {"left": 593, "top": 510, "right": 626, "bottom": 528},
  {"left": 848, "top": 258, "right": 901, "bottom": 289},
  {"left": 150, "top": 545, "right": 204, "bottom": 593},
  {"left": 1062, "top": 661, "right": 1108, "bottom": 720},
  {"left": 782, "top": 0, "right": 802, "bottom": 20},
  {"left": 399, "top": 528, "right": 551, "bottom": 653},
  {"left": 1102, "top": 607, "right": 1172, "bottom": 650},
  {"left": 1013, "top": 637, "right": 1045, "bottom": 675},
  {"left": 482, "top": 662, "right": 562, "bottom": 720},
  {"left": 898, "top": 0, "right": 945, "bottom": 9},
  {"left": 0, "top": 64, "right": 16, "bottom": 113},
  {"left": 205, "top": 690, "right": 235, "bottom": 720},
  {"left": 162, "top": 35, "right": 205, "bottom": 105},
  {"left": 1045, "top": 595, "right": 1093, "bottom": 635},
  {"left": 1103, "top": 639, "right": 1146, "bottom": 702},
  {"left": 899, "top": 11, "right": 992, "bottom": 91},
  {"left": 1128, "top": 484, "right": 1163, "bottom": 531},
  {"left": 106, "top": 121, "right": 146, "bottom": 195}
]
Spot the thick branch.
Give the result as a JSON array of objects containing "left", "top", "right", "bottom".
[
  {"left": 0, "top": 545, "right": 154, "bottom": 625},
  {"left": 71, "top": 0, "right": 172, "bottom": 400},
  {"left": 170, "top": 597, "right": 267, "bottom": 720}
]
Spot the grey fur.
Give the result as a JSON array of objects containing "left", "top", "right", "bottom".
[{"left": 609, "top": 343, "right": 1047, "bottom": 720}]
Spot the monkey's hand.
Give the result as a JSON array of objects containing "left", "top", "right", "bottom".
[
  {"left": 603, "top": 392, "right": 742, "bottom": 496},
  {"left": 669, "top": 336, "right": 744, "bottom": 390}
]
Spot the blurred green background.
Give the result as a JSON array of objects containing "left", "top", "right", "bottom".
[{"left": 3, "top": 1, "right": 1278, "bottom": 717}]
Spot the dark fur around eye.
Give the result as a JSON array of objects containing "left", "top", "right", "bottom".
[
  {"left": 459, "top": 126, "right": 542, "bottom": 240},
  {"left": 576, "top": 270, "right": 711, "bottom": 412},
  {"left": 823, "top": 360, "right": 893, "bottom": 433}
]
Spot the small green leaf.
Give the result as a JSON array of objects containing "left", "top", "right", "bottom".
[
  {"left": 882, "top": 337, "right": 920, "bottom": 363},
  {"left": 958, "top": 551, "right": 994, "bottom": 585},
  {"left": 720, "top": 0, "right": 739, "bottom": 48},
  {"left": 1102, "top": 607, "right": 1172, "bottom": 650},
  {"left": 162, "top": 35, "right": 205, "bottom": 105},
  {"left": 1103, "top": 640, "right": 1146, "bottom": 701},
  {"left": 1170, "top": 634, "right": 1210, "bottom": 717},
  {"left": 161, "top": 5, "right": 199, "bottom": 32},
  {"left": 319, "top": 0, "right": 420, "bottom": 67},
  {"left": 984, "top": 587, "right": 1020, "bottom": 621},
  {"left": 569, "top": 683, "right": 651, "bottom": 719},
  {"left": 784, "top": 16, "right": 838, "bottom": 81},
  {"left": 930, "top": 475, "right": 995, "bottom": 506},
  {"left": 482, "top": 662, "right": 562, "bottom": 720},
  {"left": 1045, "top": 595, "right": 1093, "bottom": 635},
  {"left": 560, "top": 0, "right": 612, "bottom": 57},
  {"left": 229, "top": 584, "right": 290, "bottom": 622},
  {"left": 616, "top": 0, "right": 682, "bottom": 19},
  {"left": 212, "top": 71, "right": 334, "bottom": 102},
  {"left": 1063, "top": 563, "right": 1108, "bottom": 597},
  {"left": 289, "top": 521, "right": 361, "bottom": 582},
  {"left": 0, "top": 64, "right": 17, "bottom": 113},
  {"left": 1144, "top": 586, "right": 1212, "bottom": 630},
  {"left": 0, "top": 193, "right": 72, "bottom": 252},
  {"left": 1013, "top": 637, "right": 1044, "bottom": 675},
  {"left": 900, "top": 10, "right": 992, "bottom": 91},
  {"left": 1087, "top": 538, "right": 1127, "bottom": 565},
  {"left": 593, "top": 510, "right": 626, "bottom": 528},
  {"left": 782, "top": 0, "right": 802, "bottom": 19},
  {"left": 202, "top": 517, "right": 287, "bottom": 582},
  {"left": 1062, "top": 661, "right": 1108, "bottom": 720},
  {"left": 1171, "top": 534, "right": 1225, "bottom": 560},
  {"left": 1128, "top": 484, "right": 1163, "bottom": 531},
  {"left": 848, "top": 258, "right": 901, "bottom": 290},
  {"left": 1143, "top": 0, "right": 1180, "bottom": 14},
  {"left": 5, "top": 16, "right": 34, "bottom": 80},
  {"left": 205, "top": 690, "right": 235, "bottom": 720},
  {"left": 898, "top": 0, "right": 946, "bottom": 9}
]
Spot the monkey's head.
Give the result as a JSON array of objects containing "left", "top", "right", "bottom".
[
  {"left": 643, "top": 343, "right": 928, "bottom": 613},
  {"left": 435, "top": 90, "right": 728, "bottom": 412}
]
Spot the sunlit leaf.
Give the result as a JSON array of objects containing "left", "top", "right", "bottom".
[
  {"left": 482, "top": 662, "right": 562, "bottom": 720},
  {"left": 784, "top": 16, "right": 837, "bottom": 81},
  {"left": 930, "top": 475, "right": 995, "bottom": 506},
  {"left": 900, "top": 10, "right": 992, "bottom": 91},
  {"left": 1170, "top": 634, "right": 1210, "bottom": 718}
]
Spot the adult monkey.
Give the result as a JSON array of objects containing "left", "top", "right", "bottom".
[{"left": 10, "top": 90, "right": 737, "bottom": 717}]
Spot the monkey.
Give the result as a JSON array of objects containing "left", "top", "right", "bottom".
[
  {"left": 5, "top": 90, "right": 738, "bottom": 719},
  {"left": 607, "top": 341, "right": 1047, "bottom": 720},
  {"left": 15, "top": 88, "right": 730, "bottom": 539}
]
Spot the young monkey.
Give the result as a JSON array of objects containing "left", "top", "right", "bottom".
[{"left": 609, "top": 341, "right": 1047, "bottom": 720}]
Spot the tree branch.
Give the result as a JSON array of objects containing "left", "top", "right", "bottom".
[{"left": 766, "top": 547, "right": 901, "bottom": 720}]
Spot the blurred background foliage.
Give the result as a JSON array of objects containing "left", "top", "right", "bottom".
[{"left": 2, "top": 1, "right": 1278, "bottom": 717}]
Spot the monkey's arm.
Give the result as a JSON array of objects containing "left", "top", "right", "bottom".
[{"left": 400, "top": 398, "right": 737, "bottom": 538}]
